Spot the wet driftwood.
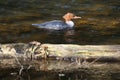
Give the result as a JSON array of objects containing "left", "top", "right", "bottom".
[
  {"left": 0, "top": 41, "right": 120, "bottom": 71},
  {"left": 0, "top": 42, "right": 119, "bottom": 59}
]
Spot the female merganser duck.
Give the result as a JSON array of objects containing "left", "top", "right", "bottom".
[{"left": 32, "top": 13, "right": 81, "bottom": 30}]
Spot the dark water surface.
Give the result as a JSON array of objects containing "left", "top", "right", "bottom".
[
  {"left": 0, "top": 0, "right": 120, "bottom": 80},
  {"left": 0, "top": 0, "right": 120, "bottom": 44},
  {"left": 0, "top": 61, "right": 120, "bottom": 80}
]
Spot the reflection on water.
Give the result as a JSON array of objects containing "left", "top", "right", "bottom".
[
  {"left": 0, "top": 0, "right": 120, "bottom": 80},
  {"left": 0, "top": 0, "right": 119, "bottom": 44},
  {"left": 1, "top": 62, "right": 120, "bottom": 80}
]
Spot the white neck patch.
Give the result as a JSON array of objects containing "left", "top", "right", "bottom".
[{"left": 66, "top": 21, "right": 74, "bottom": 27}]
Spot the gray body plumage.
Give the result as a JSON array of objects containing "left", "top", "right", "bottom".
[{"left": 32, "top": 20, "right": 72, "bottom": 30}]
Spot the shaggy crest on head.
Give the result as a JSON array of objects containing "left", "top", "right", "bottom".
[{"left": 63, "top": 13, "right": 81, "bottom": 21}]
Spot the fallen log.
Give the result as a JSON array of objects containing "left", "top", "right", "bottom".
[{"left": 0, "top": 41, "right": 120, "bottom": 71}]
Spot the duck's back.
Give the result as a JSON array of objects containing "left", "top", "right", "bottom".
[{"left": 32, "top": 20, "right": 70, "bottom": 30}]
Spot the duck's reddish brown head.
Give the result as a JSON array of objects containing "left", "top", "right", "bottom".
[{"left": 63, "top": 13, "right": 81, "bottom": 21}]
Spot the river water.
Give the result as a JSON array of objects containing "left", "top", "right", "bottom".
[
  {"left": 0, "top": 0, "right": 120, "bottom": 80},
  {"left": 0, "top": 61, "right": 120, "bottom": 80},
  {"left": 0, "top": 0, "right": 120, "bottom": 44}
]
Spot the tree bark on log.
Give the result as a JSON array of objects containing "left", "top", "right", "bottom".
[{"left": 0, "top": 42, "right": 120, "bottom": 70}]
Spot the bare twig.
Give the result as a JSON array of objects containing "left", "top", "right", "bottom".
[
  {"left": 88, "top": 57, "right": 101, "bottom": 65},
  {"left": 19, "top": 65, "right": 24, "bottom": 75}
]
